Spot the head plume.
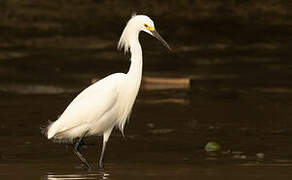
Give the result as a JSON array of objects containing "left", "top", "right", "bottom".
[
  {"left": 117, "top": 14, "right": 155, "bottom": 54},
  {"left": 117, "top": 14, "right": 137, "bottom": 54}
]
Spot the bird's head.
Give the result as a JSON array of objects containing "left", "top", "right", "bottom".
[{"left": 118, "top": 14, "right": 171, "bottom": 53}]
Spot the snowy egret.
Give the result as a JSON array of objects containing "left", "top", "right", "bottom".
[{"left": 43, "top": 14, "right": 171, "bottom": 169}]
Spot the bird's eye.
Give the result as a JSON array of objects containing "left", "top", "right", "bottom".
[{"left": 144, "top": 24, "right": 155, "bottom": 31}]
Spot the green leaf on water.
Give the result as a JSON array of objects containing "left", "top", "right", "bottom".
[{"left": 205, "top": 141, "right": 221, "bottom": 152}]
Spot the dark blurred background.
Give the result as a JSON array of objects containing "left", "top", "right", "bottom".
[{"left": 1, "top": 0, "right": 292, "bottom": 86}]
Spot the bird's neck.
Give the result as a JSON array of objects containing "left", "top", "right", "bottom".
[{"left": 127, "top": 38, "right": 143, "bottom": 83}]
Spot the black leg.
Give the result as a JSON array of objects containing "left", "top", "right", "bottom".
[
  {"left": 98, "top": 128, "right": 113, "bottom": 168},
  {"left": 72, "top": 131, "right": 91, "bottom": 170},
  {"left": 98, "top": 140, "right": 107, "bottom": 168}
]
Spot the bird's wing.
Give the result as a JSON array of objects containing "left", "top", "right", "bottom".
[
  {"left": 51, "top": 73, "right": 126, "bottom": 135},
  {"left": 72, "top": 73, "right": 124, "bottom": 103}
]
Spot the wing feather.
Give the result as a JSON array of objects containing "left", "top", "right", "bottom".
[{"left": 47, "top": 73, "right": 126, "bottom": 139}]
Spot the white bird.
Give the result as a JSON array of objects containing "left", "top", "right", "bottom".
[{"left": 43, "top": 14, "right": 171, "bottom": 169}]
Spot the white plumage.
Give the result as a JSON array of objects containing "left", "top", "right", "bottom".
[
  {"left": 47, "top": 73, "right": 127, "bottom": 140},
  {"left": 44, "top": 14, "right": 171, "bottom": 169}
]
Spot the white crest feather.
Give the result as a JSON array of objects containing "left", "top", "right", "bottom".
[
  {"left": 117, "top": 14, "right": 138, "bottom": 54},
  {"left": 131, "top": 12, "right": 137, "bottom": 18}
]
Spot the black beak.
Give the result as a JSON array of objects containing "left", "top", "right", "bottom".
[{"left": 151, "top": 30, "right": 172, "bottom": 52}]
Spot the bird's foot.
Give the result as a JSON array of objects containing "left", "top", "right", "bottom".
[
  {"left": 74, "top": 163, "right": 92, "bottom": 171},
  {"left": 72, "top": 148, "right": 92, "bottom": 170},
  {"left": 98, "top": 161, "right": 104, "bottom": 168}
]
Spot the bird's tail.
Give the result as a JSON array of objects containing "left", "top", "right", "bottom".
[
  {"left": 40, "top": 120, "right": 52, "bottom": 138},
  {"left": 40, "top": 120, "right": 58, "bottom": 139}
]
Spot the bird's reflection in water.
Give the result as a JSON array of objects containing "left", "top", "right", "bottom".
[{"left": 43, "top": 169, "right": 109, "bottom": 180}]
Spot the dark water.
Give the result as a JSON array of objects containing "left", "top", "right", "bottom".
[
  {"left": 1, "top": 90, "right": 292, "bottom": 180},
  {"left": 1, "top": 1, "right": 292, "bottom": 179},
  {"left": 1, "top": 83, "right": 292, "bottom": 180}
]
